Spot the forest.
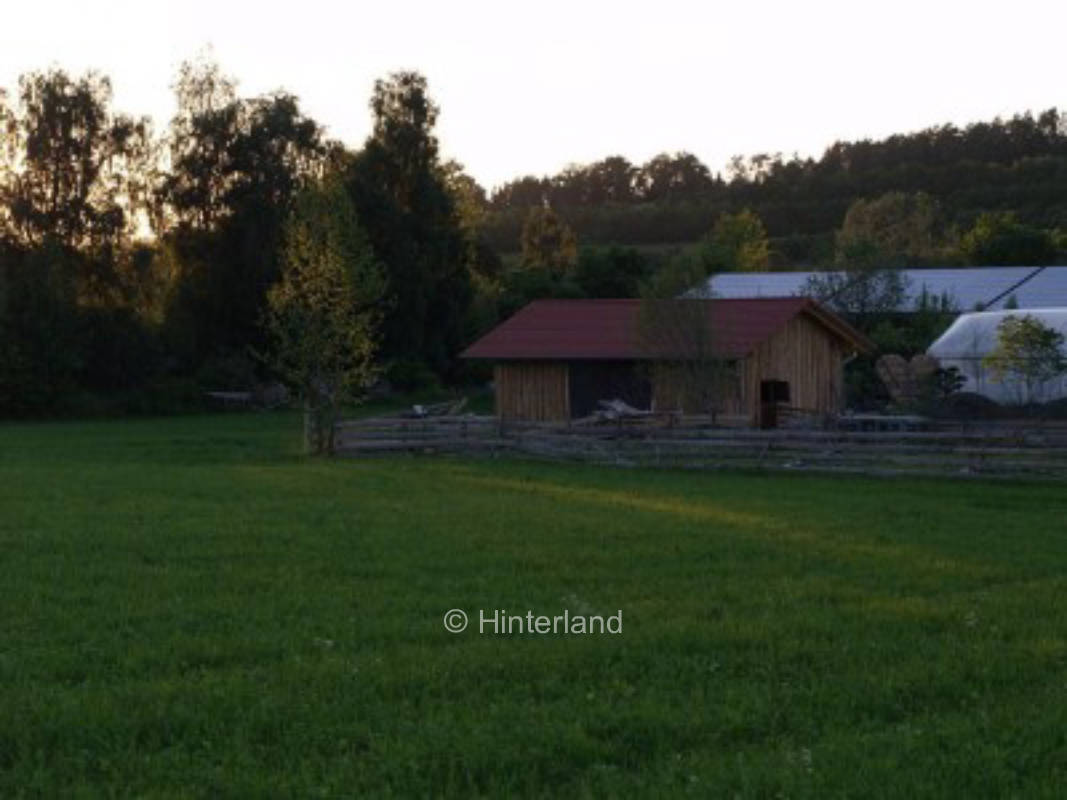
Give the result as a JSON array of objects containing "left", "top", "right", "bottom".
[
  {"left": 485, "top": 112, "right": 1067, "bottom": 265},
  {"left": 1, "top": 59, "right": 1065, "bottom": 417}
]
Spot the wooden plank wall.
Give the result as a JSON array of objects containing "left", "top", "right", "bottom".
[
  {"left": 495, "top": 362, "right": 570, "bottom": 421},
  {"left": 491, "top": 310, "right": 848, "bottom": 425},
  {"left": 742, "top": 313, "right": 844, "bottom": 424},
  {"left": 651, "top": 363, "right": 744, "bottom": 415}
]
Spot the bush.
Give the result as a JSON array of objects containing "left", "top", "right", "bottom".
[
  {"left": 196, "top": 351, "right": 259, "bottom": 391},
  {"left": 931, "top": 392, "right": 1006, "bottom": 420},
  {"left": 51, "top": 378, "right": 208, "bottom": 418},
  {"left": 385, "top": 360, "right": 441, "bottom": 394},
  {"left": 78, "top": 308, "right": 162, "bottom": 392}
]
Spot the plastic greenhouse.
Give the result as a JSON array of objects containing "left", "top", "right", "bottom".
[{"left": 927, "top": 309, "right": 1067, "bottom": 405}]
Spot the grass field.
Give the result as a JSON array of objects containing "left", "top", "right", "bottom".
[{"left": 2, "top": 412, "right": 1066, "bottom": 797}]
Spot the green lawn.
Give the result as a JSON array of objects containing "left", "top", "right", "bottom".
[{"left": 1, "top": 413, "right": 1066, "bottom": 797}]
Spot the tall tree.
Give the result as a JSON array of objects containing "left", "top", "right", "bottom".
[
  {"left": 520, "top": 205, "right": 578, "bottom": 273},
  {"left": 0, "top": 241, "right": 83, "bottom": 414},
  {"left": 489, "top": 175, "right": 549, "bottom": 210},
  {"left": 0, "top": 69, "right": 154, "bottom": 276},
  {"left": 637, "top": 152, "right": 715, "bottom": 203},
  {"left": 159, "top": 57, "right": 239, "bottom": 231},
  {"left": 346, "top": 71, "right": 471, "bottom": 374},
  {"left": 0, "top": 90, "right": 16, "bottom": 247},
  {"left": 583, "top": 156, "right": 637, "bottom": 204},
  {"left": 802, "top": 269, "right": 910, "bottom": 319},
  {"left": 836, "top": 192, "right": 941, "bottom": 268},
  {"left": 638, "top": 252, "right": 733, "bottom": 420},
  {"left": 159, "top": 57, "right": 328, "bottom": 365},
  {"left": 573, "top": 245, "right": 650, "bottom": 297},
  {"left": 703, "top": 209, "right": 771, "bottom": 272},
  {"left": 440, "top": 160, "right": 488, "bottom": 233},
  {"left": 264, "top": 178, "right": 384, "bottom": 454},
  {"left": 961, "top": 212, "right": 1057, "bottom": 266}
]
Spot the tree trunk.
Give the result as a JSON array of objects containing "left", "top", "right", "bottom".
[{"left": 303, "top": 397, "right": 316, "bottom": 455}]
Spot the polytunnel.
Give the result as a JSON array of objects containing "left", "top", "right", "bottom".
[{"left": 927, "top": 309, "right": 1067, "bottom": 405}]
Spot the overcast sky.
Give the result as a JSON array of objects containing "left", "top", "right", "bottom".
[{"left": 1, "top": 0, "right": 1064, "bottom": 190}]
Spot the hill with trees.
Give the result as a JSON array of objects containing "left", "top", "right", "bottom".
[{"left": 482, "top": 111, "right": 1067, "bottom": 267}]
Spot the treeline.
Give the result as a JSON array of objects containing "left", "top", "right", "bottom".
[
  {"left": 0, "top": 62, "right": 484, "bottom": 416},
  {"left": 482, "top": 110, "right": 1067, "bottom": 264}
]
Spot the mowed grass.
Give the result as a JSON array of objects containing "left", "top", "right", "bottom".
[{"left": 2, "top": 414, "right": 1067, "bottom": 797}]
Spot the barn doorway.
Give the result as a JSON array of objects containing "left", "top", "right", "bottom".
[
  {"left": 759, "top": 380, "right": 791, "bottom": 429},
  {"left": 568, "top": 362, "right": 652, "bottom": 419}
]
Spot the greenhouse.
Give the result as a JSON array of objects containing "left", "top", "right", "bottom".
[{"left": 927, "top": 309, "right": 1067, "bottom": 404}]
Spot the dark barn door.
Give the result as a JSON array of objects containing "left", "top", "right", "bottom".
[
  {"left": 569, "top": 362, "right": 652, "bottom": 419},
  {"left": 759, "top": 379, "right": 791, "bottom": 429}
]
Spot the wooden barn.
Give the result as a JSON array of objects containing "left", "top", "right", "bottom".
[{"left": 461, "top": 298, "right": 873, "bottom": 427}]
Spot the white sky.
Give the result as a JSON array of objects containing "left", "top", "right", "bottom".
[{"left": 1, "top": 0, "right": 1064, "bottom": 191}]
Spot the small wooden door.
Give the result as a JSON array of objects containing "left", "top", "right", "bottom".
[{"left": 759, "top": 380, "right": 790, "bottom": 429}]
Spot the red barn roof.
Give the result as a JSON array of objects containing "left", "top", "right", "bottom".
[{"left": 461, "top": 298, "right": 872, "bottom": 360}]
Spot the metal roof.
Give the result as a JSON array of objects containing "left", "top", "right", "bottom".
[
  {"left": 999, "top": 268, "right": 1067, "bottom": 309},
  {"left": 700, "top": 266, "right": 1067, "bottom": 312},
  {"left": 461, "top": 298, "right": 871, "bottom": 361}
]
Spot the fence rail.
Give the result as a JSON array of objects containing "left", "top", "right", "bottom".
[{"left": 334, "top": 414, "right": 1067, "bottom": 480}]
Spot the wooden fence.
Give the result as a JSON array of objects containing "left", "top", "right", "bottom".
[
  {"left": 334, "top": 415, "right": 509, "bottom": 455},
  {"left": 334, "top": 415, "right": 1067, "bottom": 480}
]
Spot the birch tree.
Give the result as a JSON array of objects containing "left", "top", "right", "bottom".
[{"left": 265, "top": 178, "right": 385, "bottom": 454}]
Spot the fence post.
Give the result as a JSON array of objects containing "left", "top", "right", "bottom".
[{"left": 758, "top": 438, "right": 771, "bottom": 468}]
